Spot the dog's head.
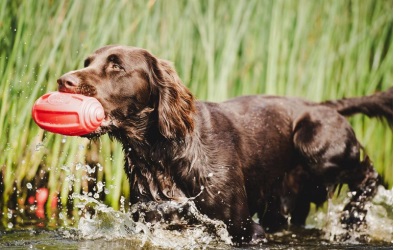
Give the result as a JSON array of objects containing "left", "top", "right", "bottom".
[{"left": 57, "top": 45, "right": 195, "bottom": 140}]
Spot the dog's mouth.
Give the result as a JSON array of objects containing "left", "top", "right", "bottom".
[
  {"left": 99, "top": 112, "right": 113, "bottom": 129},
  {"left": 57, "top": 87, "right": 115, "bottom": 139},
  {"left": 82, "top": 113, "right": 115, "bottom": 139}
]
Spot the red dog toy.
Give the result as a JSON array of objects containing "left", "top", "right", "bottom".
[{"left": 32, "top": 92, "right": 104, "bottom": 136}]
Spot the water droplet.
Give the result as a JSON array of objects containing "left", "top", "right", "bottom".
[
  {"left": 97, "top": 182, "right": 104, "bottom": 192},
  {"left": 76, "top": 163, "right": 83, "bottom": 170},
  {"left": 97, "top": 163, "right": 103, "bottom": 172},
  {"left": 61, "top": 137, "right": 67, "bottom": 143},
  {"left": 35, "top": 142, "right": 44, "bottom": 151},
  {"left": 26, "top": 183, "right": 32, "bottom": 189},
  {"left": 7, "top": 222, "right": 13, "bottom": 229}
]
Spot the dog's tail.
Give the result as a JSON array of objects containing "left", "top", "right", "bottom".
[{"left": 321, "top": 87, "right": 393, "bottom": 125}]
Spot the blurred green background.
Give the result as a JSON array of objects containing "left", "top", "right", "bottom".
[{"left": 0, "top": 0, "right": 392, "bottom": 226}]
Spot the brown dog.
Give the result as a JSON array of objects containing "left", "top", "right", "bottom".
[{"left": 57, "top": 45, "right": 392, "bottom": 244}]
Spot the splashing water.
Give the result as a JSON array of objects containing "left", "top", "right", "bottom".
[
  {"left": 68, "top": 194, "right": 232, "bottom": 249},
  {"left": 55, "top": 184, "right": 392, "bottom": 249},
  {"left": 306, "top": 185, "right": 393, "bottom": 243},
  {"left": 365, "top": 186, "right": 393, "bottom": 242}
]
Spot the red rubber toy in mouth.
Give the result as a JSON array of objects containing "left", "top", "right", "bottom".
[{"left": 32, "top": 92, "right": 105, "bottom": 136}]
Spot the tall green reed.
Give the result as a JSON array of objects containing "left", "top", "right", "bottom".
[{"left": 0, "top": 0, "right": 392, "bottom": 224}]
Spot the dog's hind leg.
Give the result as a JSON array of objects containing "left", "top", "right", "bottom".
[
  {"left": 340, "top": 156, "right": 380, "bottom": 233},
  {"left": 292, "top": 107, "right": 381, "bottom": 235}
]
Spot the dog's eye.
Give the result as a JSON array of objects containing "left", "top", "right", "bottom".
[{"left": 112, "top": 64, "right": 123, "bottom": 70}]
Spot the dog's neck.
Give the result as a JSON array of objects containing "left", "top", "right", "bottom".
[{"left": 113, "top": 116, "right": 212, "bottom": 202}]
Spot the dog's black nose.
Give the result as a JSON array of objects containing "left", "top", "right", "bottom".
[{"left": 57, "top": 74, "right": 79, "bottom": 91}]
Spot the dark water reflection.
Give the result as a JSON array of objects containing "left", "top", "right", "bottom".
[{"left": 0, "top": 228, "right": 393, "bottom": 250}]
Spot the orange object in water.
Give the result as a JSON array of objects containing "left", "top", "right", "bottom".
[{"left": 32, "top": 92, "right": 104, "bottom": 136}]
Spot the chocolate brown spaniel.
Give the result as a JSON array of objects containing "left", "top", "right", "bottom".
[{"left": 57, "top": 45, "right": 392, "bottom": 244}]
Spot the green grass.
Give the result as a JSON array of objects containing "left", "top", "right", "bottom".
[{"left": 0, "top": 0, "right": 392, "bottom": 226}]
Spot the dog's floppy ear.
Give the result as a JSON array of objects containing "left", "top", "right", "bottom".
[{"left": 146, "top": 53, "right": 195, "bottom": 139}]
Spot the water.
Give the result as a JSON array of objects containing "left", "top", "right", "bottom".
[{"left": 0, "top": 185, "right": 392, "bottom": 249}]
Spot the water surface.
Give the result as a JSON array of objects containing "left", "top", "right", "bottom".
[{"left": 0, "top": 186, "right": 393, "bottom": 249}]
